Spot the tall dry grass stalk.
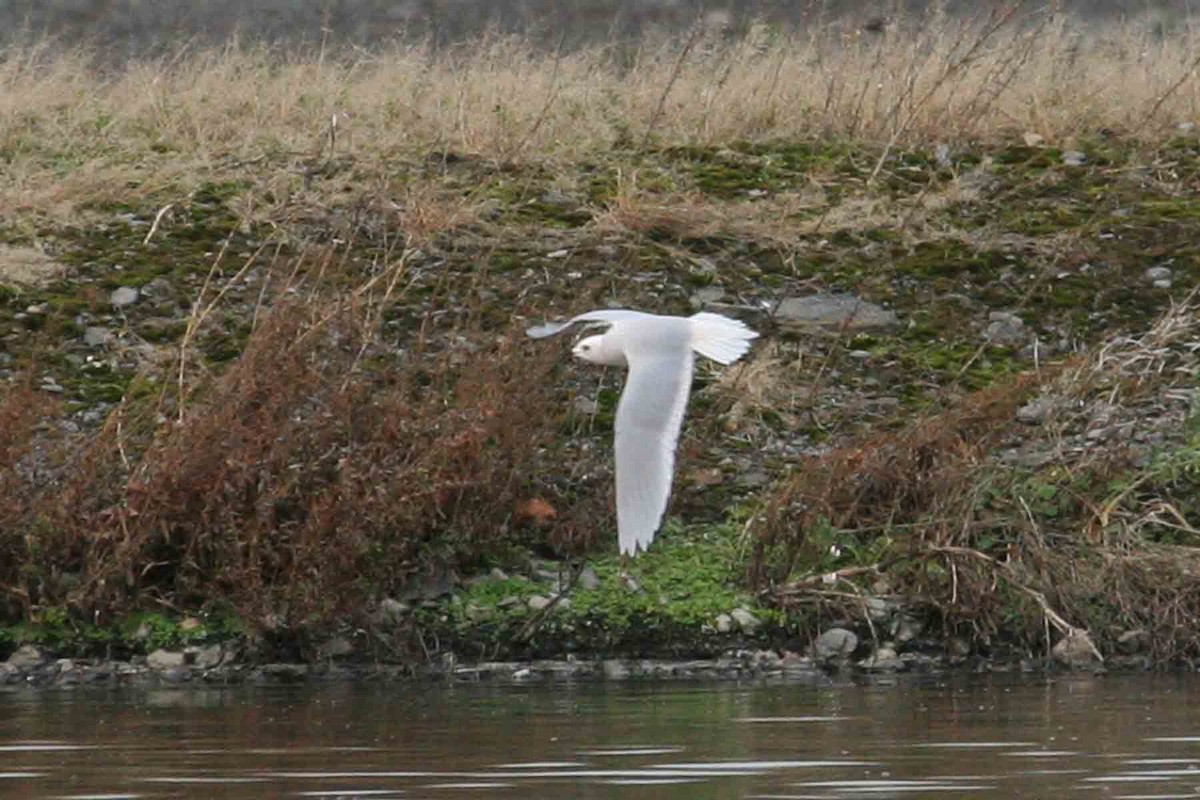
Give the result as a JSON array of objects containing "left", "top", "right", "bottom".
[{"left": 2, "top": 5, "right": 1198, "bottom": 217}]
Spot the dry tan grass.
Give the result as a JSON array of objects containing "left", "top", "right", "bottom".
[
  {"left": 1, "top": 6, "right": 1198, "bottom": 219},
  {"left": 0, "top": 244, "right": 65, "bottom": 287}
]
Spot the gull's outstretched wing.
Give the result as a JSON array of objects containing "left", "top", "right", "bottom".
[
  {"left": 525, "top": 309, "right": 651, "bottom": 339},
  {"left": 614, "top": 349, "right": 695, "bottom": 556}
]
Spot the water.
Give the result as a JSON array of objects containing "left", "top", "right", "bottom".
[{"left": 4, "top": 673, "right": 1200, "bottom": 798}]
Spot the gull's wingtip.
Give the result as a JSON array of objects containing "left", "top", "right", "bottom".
[
  {"left": 689, "top": 311, "right": 759, "bottom": 365},
  {"left": 526, "top": 321, "right": 567, "bottom": 339}
]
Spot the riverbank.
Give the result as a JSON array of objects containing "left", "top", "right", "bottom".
[{"left": 2, "top": 9, "right": 1200, "bottom": 674}]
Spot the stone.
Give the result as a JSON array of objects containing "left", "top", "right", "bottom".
[
  {"left": 814, "top": 628, "right": 858, "bottom": 660},
  {"left": 774, "top": 293, "right": 900, "bottom": 333},
  {"left": 262, "top": 663, "right": 308, "bottom": 681},
  {"left": 141, "top": 277, "right": 175, "bottom": 297},
  {"left": 377, "top": 597, "right": 409, "bottom": 624},
  {"left": 715, "top": 613, "right": 734, "bottom": 634},
  {"left": 894, "top": 613, "right": 925, "bottom": 643},
  {"left": 577, "top": 566, "right": 601, "bottom": 591},
  {"left": 489, "top": 567, "right": 510, "bottom": 582},
  {"left": 1116, "top": 628, "right": 1150, "bottom": 655},
  {"left": 865, "top": 597, "right": 893, "bottom": 622},
  {"left": 161, "top": 666, "right": 192, "bottom": 684},
  {"left": 690, "top": 285, "right": 727, "bottom": 309},
  {"left": 1022, "top": 131, "right": 1045, "bottom": 147},
  {"left": 147, "top": 649, "right": 186, "bottom": 670},
  {"left": 511, "top": 667, "right": 532, "bottom": 680},
  {"left": 527, "top": 595, "right": 553, "bottom": 611},
  {"left": 6, "top": 644, "right": 46, "bottom": 670},
  {"left": 190, "top": 644, "right": 224, "bottom": 669},
  {"left": 1062, "top": 150, "right": 1087, "bottom": 166},
  {"left": 730, "top": 607, "right": 760, "bottom": 633},
  {"left": 859, "top": 646, "right": 904, "bottom": 671},
  {"left": 1052, "top": 628, "right": 1101, "bottom": 668},
  {"left": 601, "top": 659, "right": 629, "bottom": 680},
  {"left": 318, "top": 636, "right": 354, "bottom": 658},
  {"left": 984, "top": 311, "right": 1027, "bottom": 347},
  {"left": 83, "top": 326, "right": 113, "bottom": 347},
  {"left": 109, "top": 286, "right": 139, "bottom": 308},
  {"left": 1145, "top": 265, "right": 1173, "bottom": 284},
  {"left": 1017, "top": 397, "right": 1055, "bottom": 424}
]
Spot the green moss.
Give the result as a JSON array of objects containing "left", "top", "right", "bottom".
[{"left": 419, "top": 521, "right": 792, "bottom": 660}]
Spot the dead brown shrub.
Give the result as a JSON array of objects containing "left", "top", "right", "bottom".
[
  {"left": 0, "top": 294, "right": 593, "bottom": 633},
  {"left": 753, "top": 300, "right": 1200, "bottom": 658}
]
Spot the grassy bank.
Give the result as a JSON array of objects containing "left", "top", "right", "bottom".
[{"left": 2, "top": 5, "right": 1200, "bottom": 668}]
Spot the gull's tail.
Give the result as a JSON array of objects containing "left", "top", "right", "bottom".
[{"left": 688, "top": 311, "right": 759, "bottom": 365}]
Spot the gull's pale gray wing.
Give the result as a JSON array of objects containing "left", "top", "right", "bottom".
[
  {"left": 614, "top": 349, "right": 694, "bottom": 556},
  {"left": 525, "top": 309, "right": 651, "bottom": 339}
]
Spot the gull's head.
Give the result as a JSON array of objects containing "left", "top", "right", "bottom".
[{"left": 572, "top": 332, "right": 626, "bottom": 366}]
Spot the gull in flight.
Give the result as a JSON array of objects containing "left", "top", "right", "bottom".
[{"left": 527, "top": 309, "right": 758, "bottom": 556}]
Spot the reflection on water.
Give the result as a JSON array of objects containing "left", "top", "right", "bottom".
[{"left": 3, "top": 673, "right": 1200, "bottom": 798}]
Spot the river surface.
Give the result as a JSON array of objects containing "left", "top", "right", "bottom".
[{"left": 4, "top": 672, "right": 1200, "bottom": 798}]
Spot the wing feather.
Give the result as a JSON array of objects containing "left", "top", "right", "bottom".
[
  {"left": 613, "top": 350, "right": 694, "bottom": 556},
  {"left": 526, "top": 309, "right": 651, "bottom": 339}
]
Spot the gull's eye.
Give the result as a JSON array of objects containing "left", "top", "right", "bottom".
[{"left": 581, "top": 344, "right": 590, "bottom": 351}]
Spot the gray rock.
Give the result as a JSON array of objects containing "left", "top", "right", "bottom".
[
  {"left": 83, "top": 326, "right": 113, "bottom": 347},
  {"left": 715, "top": 613, "right": 734, "bottom": 634},
  {"left": 731, "top": 607, "right": 760, "bottom": 633},
  {"left": 161, "top": 666, "right": 192, "bottom": 684},
  {"left": 262, "top": 663, "right": 308, "bottom": 681},
  {"left": 814, "top": 628, "right": 858, "bottom": 660},
  {"left": 621, "top": 573, "right": 643, "bottom": 593},
  {"left": 488, "top": 567, "right": 510, "bottom": 582},
  {"left": 601, "top": 659, "right": 629, "bottom": 680},
  {"left": 948, "top": 637, "right": 972, "bottom": 657},
  {"left": 984, "top": 311, "right": 1027, "bottom": 347},
  {"left": 189, "top": 644, "right": 224, "bottom": 669},
  {"left": 577, "top": 566, "right": 600, "bottom": 591},
  {"left": 690, "top": 285, "right": 727, "bottom": 309},
  {"left": 1017, "top": 397, "right": 1055, "bottom": 424},
  {"left": 1052, "top": 628, "right": 1101, "bottom": 668},
  {"left": 865, "top": 597, "right": 893, "bottom": 623},
  {"left": 859, "top": 646, "right": 904, "bottom": 671},
  {"left": 527, "top": 594, "right": 553, "bottom": 611},
  {"left": 894, "top": 613, "right": 925, "bottom": 643},
  {"left": 318, "top": 636, "right": 354, "bottom": 658},
  {"left": 775, "top": 293, "right": 900, "bottom": 332},
  {"left": 141, "top": 276, "right": 175, "bottom": 297},
  {"left": 0, "top": 663, "right": 20, "bottom": 683},
  {"left": 1062, "top": 150, "right": 1087, "bottom": 166},
  {"left": 147, "top": 649, "right": 186, "bottom": 670},
  {"left": 400, "top": 566, "right": 458, "bottom": 601},
  {"left": 6, "top": 644, "right": 46, "bottom": 669},
  {"left": 109, "top": 286, "right": 139, "bottom": 308},
  {"left": 1117, "top": 628, "right": 1150, "bottom": 655},
  {"left": 497, "top": 595, "right": 522, "bottom": 609},
  {"left": 511, "top": 667, "right": 532, "bottom": 680},
  {"left": 377, "top": 597, "right": 409, "bottom": 624},
  {"left": 1145, "top": 265, "right": 1173, "bottom": 284}
]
